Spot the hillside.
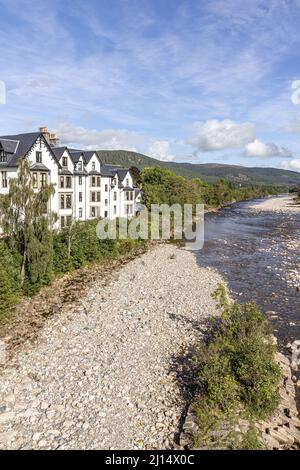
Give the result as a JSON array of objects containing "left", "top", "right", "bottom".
[{"left": 96, "top": 150, "right": 300, "bottom": 187}]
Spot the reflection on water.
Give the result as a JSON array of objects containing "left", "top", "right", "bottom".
[{"left": 196, "top": 198, "right": 300, "bottom": 350}]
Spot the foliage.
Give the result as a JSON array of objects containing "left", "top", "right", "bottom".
[
  {"left": 192, "top": 284, "right": 281, "bottom": 449},
  {"left": 233, "top": 427, "right": 266, "bottom": 450},
  {"left": 0, "top": 240, "right": 21, "bottom": 320},
  {"left": 140, "top": 167, "right": 281, "bottom": 211},
  {"left": 53, "top": 219, "right": 119, "bottom": 274},
  {"left": 0, "top": 159, "right": 55, "bottom": 294},
  {"left": 141, "top": 167, "right": 203, "bottom": 208}
]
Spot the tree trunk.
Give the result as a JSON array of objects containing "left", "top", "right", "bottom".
[{"left": 20, "top": 248, "right": 26, "bottom": 286}]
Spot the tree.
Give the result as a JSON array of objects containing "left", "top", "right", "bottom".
[{"left": 0, "top": 158, "right": 56, "bottom": 291}]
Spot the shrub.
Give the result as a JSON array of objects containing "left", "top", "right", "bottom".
[
  {"left": 193, "top": 284, "right": 281, "bottom": 448},
  {"left": 0, "top": 240, "right": 21, "bottom": 319},
  {"left": 233, "top": 427, "right": 266, "bottom": 450}
]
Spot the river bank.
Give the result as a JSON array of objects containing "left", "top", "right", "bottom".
[
  {"left": 0, "top": 195, "right": 299, "bottom": 449},
  {"left": 0, "top": 244, "right": 223, "bottom": 449}
]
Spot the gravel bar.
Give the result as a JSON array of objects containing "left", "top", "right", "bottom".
[{"left": 0, "top": 244, "right": 222, "bottom": 450}]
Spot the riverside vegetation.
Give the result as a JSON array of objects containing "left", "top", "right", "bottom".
[
  {"left": 0, "top": 163, "right": 282, "bottom": 321},
  {"left": 0, "top": 159, "right": 145, "bottom": 322},
  {"left": 0, "top": 161, "right": 293, "bottom": 450},
  {"left": 191, "top": 285, "right": 281, "bottom": 450}
]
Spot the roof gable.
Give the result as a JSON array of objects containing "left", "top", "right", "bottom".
[{"left": 0, "top": 132, "right": 60, "bottom": 167}]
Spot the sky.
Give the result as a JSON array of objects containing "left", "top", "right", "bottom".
[{"left": 1, "top": 0, "right": 300, "bottom": 170}]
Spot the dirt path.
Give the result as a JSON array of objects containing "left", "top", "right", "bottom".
[{"left": 0, "top": 244, "right": 222, "bottom": 450}]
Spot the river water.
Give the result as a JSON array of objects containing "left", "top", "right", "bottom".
[{"left": 196, "top": 196, "right": 300, "bottom": 352}]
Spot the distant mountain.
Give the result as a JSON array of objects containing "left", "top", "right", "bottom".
[{"left": 97, "top": 150, "right": 300, "bottom": 187}]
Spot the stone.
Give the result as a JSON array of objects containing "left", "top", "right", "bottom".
[
  {"left": 0, "top": 411, "right": 15, "bottom": 424},
  {"left": 0, "top": 430, "right": 18, "bottom": 445},
  {"left": 261, "top": 432, "right": 280, "bottom": 449},
  {"left": 269, "top": 428, "right": 294, "bottom": 446},
  {"left": 283, "top": 423, "right": 300, "bottom": 443}
]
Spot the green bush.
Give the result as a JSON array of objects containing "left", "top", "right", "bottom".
[
  {"left": 140, "top": 167, "right": 282, "bottom": 211},
  {"left": 0, "top": 240, "right": 21, "bottom": 320},
  {"left": 233, "top": 427, "right": 266, "bottom": 450},
  {"left": 193, "top": 284, "right": 281, "bottom": 448}
]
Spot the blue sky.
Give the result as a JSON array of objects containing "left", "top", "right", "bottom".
[{"left": 1, "top": 0, "right": 300, "bottom": 170}]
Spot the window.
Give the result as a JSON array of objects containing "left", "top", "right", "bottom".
[
  {"left": 60, "top": 176, "right": 64, "bottom": 188},
  {"left": 97, "top": 177, "right": 101, "bottom": 187},
  {"left": 36, "top": 151, "right": 42, "bottom": 163},
  {"left": 97, "top": 192, "right": 100, "bottom": 202},
  {"left": 66, "top": 216, "right": 72, "bottom": 226},
  {"left": 66, "top": 176, "right": 72, "bottom": 188},
  {"left": 79, "top": 192, "right": 82, "bottom": 202},
  {"left": 113, "top": 192, "right": 117, "bottom": 201},
  {"left": 79, "top": 208, "right": 83, "bottom": 218},
  {"left": 126, "top": 178, "right": 129, "bottom": 186},
  {"left": 90, "top": 207, "right": 96, "bottom": 218},
  {"left": 114, "top": 206, "right": 117, "bottom": 215},
  {"left": 32, "top": 173, "right": 38, "bottom": 188},
  {"left": 62, "top": 157, "right": 68, "bottom": 168},
  {"left": 60, "top": 194, "right": 72, "bottom": 210},
  {"left": 79, "top": 176, "right": 82, "bottom": 185},
  {"left": 1, "top": 171, "right": 7, "bottom": 188},
  {"left": 61, "top": 216, "right": 65, "bottom": 228},
  {"left": 92, "top": 162, "right": 96, "bottom": 171},
  {"left": 125, "top": 191, "right": 133, "bottom": 201},
  {"left": 40, "top": 173, "right": 47, "bottom": 187},
  {"left": 0, "top": 152, "right": 7, "bottom": 162},
  {"left": 91, "top": 176, "right": 96, "bottom": 187},
  {"left": 112, "top": 178, "right": 116, "bottom": 186},
  {"left": 78, "top": 162, "right": 83, "bottom": 171},
  {"left": 66, "top": 194, "right": 72, "bottom": 209},
  {"left": 104, "top": 211, "right": 108, "bottom": 217},
  {"left": 105, "top": 199, "right": 108, "bottom": 206},
  {"left": 105, "top": 184, "right": 108, "bottom": 192}
]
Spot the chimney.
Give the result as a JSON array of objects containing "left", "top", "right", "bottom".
[{"left": 39, "top": 126, "right": 59, "bottom": 147}]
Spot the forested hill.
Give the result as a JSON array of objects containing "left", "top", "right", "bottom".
[{"left": 97, "top": 149, "right": 300, "bottom": 186}]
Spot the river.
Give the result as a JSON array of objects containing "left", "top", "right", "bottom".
[{"left": 197, "top": 195, "right": 300, "bottom": 352}]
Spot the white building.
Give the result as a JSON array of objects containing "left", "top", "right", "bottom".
[{"left": 0, "top": 129, "right": 141, "bottom": 229}]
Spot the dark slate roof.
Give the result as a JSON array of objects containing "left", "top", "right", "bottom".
[
  {"left": 71, "top": 149, "right": 101, "bottom": 164},
  {"left": 0, "top": 132, "right": 61, "bottom": 168},
  {"left": 30, "top": 163, "right": 50, "bottom": 172},
  {"left": 116, "top": 169, "right": 128, "bottom": 181},
  {"left": 59, "top": 169, "right": 73, "bottom": 175},
  {"left": 101, "top": 163, "right": 119, "bottom": 177},
  {"left": 89, "top": 170, "right": 101, "bottom": 175},
  {"left": 74, "top": 170, "right": 88, "bottom": 176},
  {"left": 68, "top": 150, "right": 87, "bottom": 164},
  {"left": 0, "top": 138, "right": 19, "bottom": 154},
  {"left": 0, "top": 132, "right": 40, "bottom": 167},
  {"left": 82, "top": 151, "right": 97, "bottom": 163},
  {"left": 52, "top": 147, "right": 68, "bottom": 160}
]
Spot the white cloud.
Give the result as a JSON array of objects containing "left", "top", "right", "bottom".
[
  {"left": 148, "top": 140, "right": 175, "bottom": 161},
  {"left": 57, "top": 123, "right": 144, "bottom": 151},
  {"left": 280, "top": 159, "right": 300, "bottom": 172},
  {"left": 188, "top": 119, "right": 255, "bottom": 152},
  {"left": 244, "top": 139, "right": 292, "bottom": 158}
]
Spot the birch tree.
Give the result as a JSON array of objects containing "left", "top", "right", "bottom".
[{"left": 0, "top": 158, "right": 56, "bottom": 291}]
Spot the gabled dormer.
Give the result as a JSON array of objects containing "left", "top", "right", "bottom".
[
  {"left": 52, "top": 147, "right": 74, "bottom": 173},
  {"left": 83, "top": 151, "right": 101, "bottom": 175}
]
